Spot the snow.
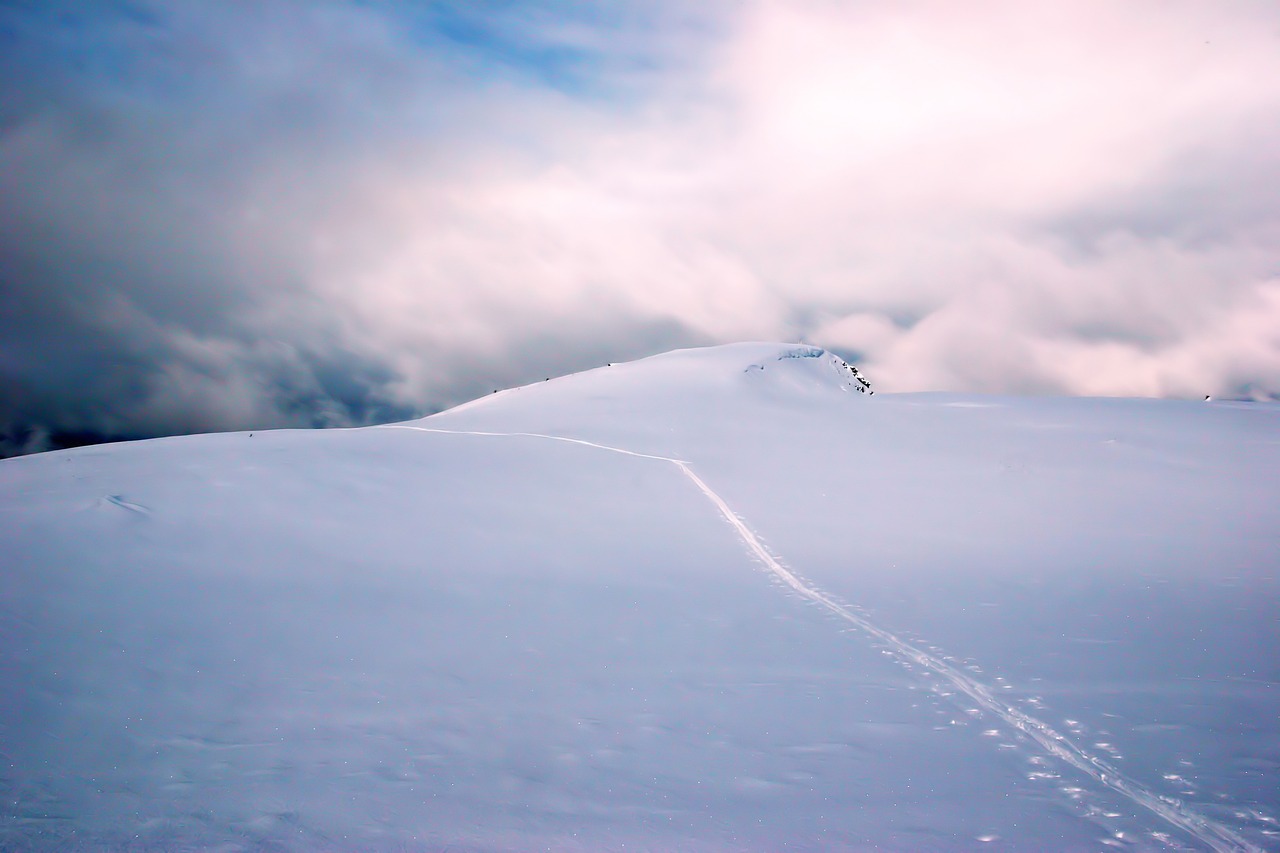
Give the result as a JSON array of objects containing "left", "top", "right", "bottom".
[{"left": 2, "top": 342, "right": 1277, "bottom": 851}]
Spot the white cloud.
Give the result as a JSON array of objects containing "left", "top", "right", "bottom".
[{"left": 2, "top": 0, "right": 1278, "bottom": 450}]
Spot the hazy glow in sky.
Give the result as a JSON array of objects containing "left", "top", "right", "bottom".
[{"left": 2, "top": 0, "right": 1278, "bottom": 451}]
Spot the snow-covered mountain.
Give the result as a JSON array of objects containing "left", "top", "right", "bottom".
[{"left": 2, "top": 342, "right": 1277, "bottom": 851}]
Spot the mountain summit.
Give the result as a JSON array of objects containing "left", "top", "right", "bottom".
[{"left": 439, "top": 342, "right": 870, "bottom": 422}]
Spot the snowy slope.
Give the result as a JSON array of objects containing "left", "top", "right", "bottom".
[{"left": 2, "top": 342, "right": 1277, "bottom": 851}]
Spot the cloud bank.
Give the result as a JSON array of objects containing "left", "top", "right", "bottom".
[{"left": 2, "top": 0, "right": 1278, "bottom": 454}]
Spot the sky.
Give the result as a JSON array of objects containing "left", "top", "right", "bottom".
[{"left": 2, "top": 0, "right": 1278, "bottom": 455}]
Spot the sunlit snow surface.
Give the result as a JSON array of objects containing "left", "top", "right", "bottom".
[{"left": 2, "top": 343, "right": 1277, "bottom": 851}]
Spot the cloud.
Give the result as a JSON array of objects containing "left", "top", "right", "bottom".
[
  {"left": 701, "top": 1, "right": 1280, "bottom": 390},
  {"left": 2, "top": 0, "right": 1278, "bottom": 454}
]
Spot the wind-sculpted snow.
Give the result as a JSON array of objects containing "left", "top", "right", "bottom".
[
  {"left": 387, "top": 424, "right": 1265, "bottom": 853},
  {"left": 776, "top": 345, "right": 826, "bottom": 358}
]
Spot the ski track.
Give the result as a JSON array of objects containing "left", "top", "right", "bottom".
[{"left": 383, "top": 424, "right": 1260, "bottom": 852}]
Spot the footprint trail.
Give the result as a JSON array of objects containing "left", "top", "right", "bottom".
[{"left": 384, "top": 423, "right": 1262, "bottom": 852}]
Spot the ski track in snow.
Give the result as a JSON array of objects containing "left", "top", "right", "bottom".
[
  {"left": 104, "top": 494, "right": 150, "bottom": 515},
  {"left": 383, "top": 424, "right": 1261, "bottom": 852}
]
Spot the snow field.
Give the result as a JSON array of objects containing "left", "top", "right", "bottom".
[{"left": 2, "top": 342, "right": 1277, "bottom": 850}]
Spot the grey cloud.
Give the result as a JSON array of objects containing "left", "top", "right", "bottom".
[{"left": 0, "top": 1, "right": 659, "bottom": 453}]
